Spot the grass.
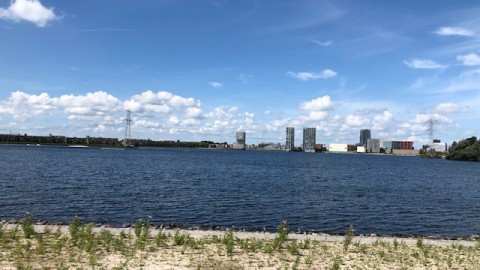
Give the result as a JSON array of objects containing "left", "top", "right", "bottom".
[{"left": 1, "top": 218, "right": 480, "bottom": 269}]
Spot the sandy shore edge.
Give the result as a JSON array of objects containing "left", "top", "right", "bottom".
[{"left": 1, "top": 223, "right": 476, "bottom": 248}]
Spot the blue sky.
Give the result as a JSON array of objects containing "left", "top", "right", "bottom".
[{"left": 1, "top": 0, "right": 480, "bottom": 147}]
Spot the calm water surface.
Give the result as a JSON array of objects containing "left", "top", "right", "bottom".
[{"left": 1, "top": 144, "right": 479, "bottom": 236}]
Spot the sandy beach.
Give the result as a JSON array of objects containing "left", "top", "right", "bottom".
[{"left": 1, "top": 220, "right": 479, "bottom": 269}]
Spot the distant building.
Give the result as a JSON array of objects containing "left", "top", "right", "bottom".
[
  {"left": 383, "top": 140, "right": 414, "bottom": 151},
  {"left": 329, "top": 143, "right": 348, "bottom": 153},
  {"left": 359, "top": 129, "right": 371, "bottom": 146},
  {"left": 356, "top": 146, "right": 366, "bottom": 153},
  {"left": 367, "top": 138, "right": 380, "bottom": 153},
  {"left": 430, "top": 139, "right": 447, "bottom": 152},
  {"left": 286, "top": 127, "right": 295, "bottom": 151},
  {"left": 303, "top": 128, "right": 316, "bottom": 153},
  {"left": 233, "top": 131, "right": 246, "bottom": 149}
]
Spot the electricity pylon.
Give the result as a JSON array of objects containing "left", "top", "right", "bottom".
[{"left": 424, "top": 119, "right": 439, "bottom": 146}]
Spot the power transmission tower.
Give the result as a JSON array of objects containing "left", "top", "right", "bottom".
[
  {"left": 424, "top": 119, "right": 439, "bottom": 146},
  {"left": 124, "top": 110, "right": 133, "bottom": 147}
]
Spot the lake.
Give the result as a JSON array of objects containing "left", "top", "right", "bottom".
[{"left": 1, "top": 144, "right": 479, "bottom": 237}]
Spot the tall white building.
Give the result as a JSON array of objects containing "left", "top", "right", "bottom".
[
  {"left": 286, "top": 127, "right": 295, "bottom": 151},
  {"left": 303, "top": 128, "right": 316, "bottom": 153}
]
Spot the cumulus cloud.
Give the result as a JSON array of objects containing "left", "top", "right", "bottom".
[
  {"left": 372, "top": 111, "right": 393, "bottom": 130},
  {"left": 287, "top": 69, "right": 337, "bottom": 81},
  {"left": 209, "top": 81, "right": 223, "bottom": 88},
  {"left": 0, "top": 0, "right": 59, "bottom": 27},
  {"left": 125, "top": 90, "right": 200, "bottom": 115},
  {"left": 431, "top": 103, "right": 468, "bottom": 114},
  {"left": 457, "top": 53, "right": 480, "bottom": 66},
  {"left": 305, "top": 111, "right": 328, "bottom": 121},
  {"left": 0, "top": 91, "right": 56, "bottom": 120},
  {"left": 404, "top": 58, "right": 445, "bottom": 69},
  {"left": 344, "top": 114, "right": 370, "bottom": 127},
  {"left": 299, "top": 95, "right": 334, "bottom": 111},
  {"left": 56, "top": 91, "right": 121, "bottom": 117},
  {"left": 184, "top": 107, "right": 203, "bottom": 119},
  {"left": 434, "top": 26, "right": 475, "bottom": 37}
]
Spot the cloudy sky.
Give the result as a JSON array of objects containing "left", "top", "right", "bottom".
[{"left": 1, "top": 0, "right": 479, "bottom": 147}]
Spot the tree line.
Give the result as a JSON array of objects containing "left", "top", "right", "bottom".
[{"left": 446, "top": 136, "right": 480, "bottom": 161}]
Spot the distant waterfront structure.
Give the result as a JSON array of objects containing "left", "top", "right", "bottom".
[
  {"left": 285, "top": 127, "right": 295, "bottom": 151},
  {"left": 359, "top": 129, "right": 371, "bottom": 146},
  {"left": 367, "top": 138, "right": 380, "bottom": 153},
  {"left": 233, "top": 131, "right": 246, "bottom": 149},
  {"left": 303, "top": 128, "right": 316, "bottom": 153},
  {"left": 329, "top": 143, "right": 348, "bottom": 153}
]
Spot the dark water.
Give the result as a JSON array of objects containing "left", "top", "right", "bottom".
[{"left": 1, "top": 144, "right": 479, "bottom": 237}]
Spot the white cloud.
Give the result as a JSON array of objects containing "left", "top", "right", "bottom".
[
  {"left": 56, "top": 91, "right": 121, "bottom": 117},
  {"left": 0, "top": 0, "right": 59, "bottom": 27},
  {"left": 0, "top": 91, "right": 56, "bottom": 120},
  {"left": 457, "top": 53, "right": 480, "bottom": 66},
  {"left": 344, "top": 114, "right": 370, "bottom": 127},
  {"left": 299, "top": 95, "right": 334, "bottom": 111},
  {"left": 305, "top": 111, "right": 328, "bottom": 121},
  {"left": 309, "top": 39, "right": 333, "bottom": 47},
  {"left": 404, "top": 58, "right": 445, "bottom": 69},
  {"left": 125, "top": 90, "right": 200, "bottom": 115},
  {"left": 431, "top": 103, "right": 468, "bottom": 114},
  {"left": 209, "top": 81, "right": 223, "bottom": 88},
  {"left": 434, "top": 26, "right": 475, "bottom": 37},
  {"left": 372, "top": 111, "right": 393, "bottom": 130},
  {"left": 287, "top": 69, "right": 337, "bottom": 81},
  {"left": 167, "top": 115, "right": 179, "bottom": 126},
  {"left": 184, "top": 107, "right": 203, "bottom": 119}
]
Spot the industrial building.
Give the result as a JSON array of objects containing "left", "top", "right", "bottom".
[
  {"left": 383, "top": 141, "right": 414, "bottom": 151},
  {"left": 359, "top": 129, "right": 371, "bottom": 146},
  {"left": 303, "top": 128, "right": 316, "bottom": 153},
  {"left": 285, "top": 127, "right": 295, "bottom": 151},
  {"left": 233, "top": 131, "right": 246, "bottom": 149}
]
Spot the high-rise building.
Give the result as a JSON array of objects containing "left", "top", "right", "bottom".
[
  {"left": 359, "top": 129, "right": 371, "bottom": 146},
  {"left": 286, "top": 127, "right": 295, "bottom": 151},
  {"left": 303, "top": 128, "right": 316, "bottom": 153},
  {"left": 233, "top": 131, "right": 246, "bottom": 149}
]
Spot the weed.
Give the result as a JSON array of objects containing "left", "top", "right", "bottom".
[
  {"left": 304, "top": 255, "right": 314, "bottom": 265},
  {"left": 301, "top": 239, "right": 310, "bottom": 249},
  {"left": 173, "top": 229, "right": 189, "bottom": 246},
  {"left": 69, "top": 216, "right": 81, "bottom": 245},
  {"left": 331, "top": 256, "right": 342, "bottom": 270},
  {"left": 21, "top": 212, "right": 35, "bottom": 239},
  {"left": 292, "top": 255, "right": 300, "bottom": 270},
  {"left": 263, "top": 243, "right": 274, "bottom": 254},
  {"left": 100, "top": 229, "right": 113, "bottom": 251},
  {"left": 155, "top": 229, "right": 168, "bottom": 247},
  {"left": 287, "top": 240, "right": 300, "bottom": 255},
  {"left": 416, "top": 238, "right": 423, "bottom": 249},
  {"left": 134, "top": 219, "right": 143, "bottom": 239},
  {"left": 343, "top": 224, "right": 354, "bottom": 252},
  {"left": 35, "top": 233, "right": 45, "bottom": 254},
  {"left": 273, "top": 221, "right": 288, "bottom": 250},
  {"left": 224, "top": 228, "right": 235, "bottom": 256}
]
